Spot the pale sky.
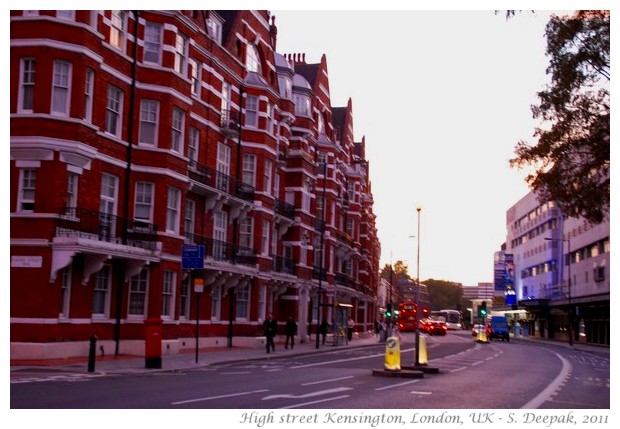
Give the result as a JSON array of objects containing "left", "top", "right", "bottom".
[{"left": 272, "top": 9, "right": 567, "bottom": 285}]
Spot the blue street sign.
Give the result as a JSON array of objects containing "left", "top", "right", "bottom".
[{"left": 182, "top": 245, "right": 205, "bottom": 270}]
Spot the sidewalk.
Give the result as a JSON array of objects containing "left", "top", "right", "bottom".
[{"left": 10, "top": 334, "right": 383, "bottom": 377}]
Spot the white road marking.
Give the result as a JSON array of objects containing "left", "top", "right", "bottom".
[
  {"left": 281, "top": 395, "right": 350, "bottom": 409},
  {"left": 262, "top": 386, "right": 352, "bottom": 400},
  {"left": 375, "top": 379, "right": 420, "bottom": 391},
  {"left": 520, "top": 350, "right": 572, "bottom": 409},
  {"left": 302, "top": 376, "right": 354, "bottom": 386},
  {"left": 171, "top": 389, "right": 269, "bottom": 405}
]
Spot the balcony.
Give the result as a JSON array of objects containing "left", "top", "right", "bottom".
[
  {"left": 335, "top": 272, "right": 356, "bottom": 289},
  {"left": 220, "top": 109, "right": 240, "bottom": 137},
  {"left": 312, "top": 266, "right": 327, "bottom": 281},
  {"left": 274, "top": 198, "right": 295, "bottom": 220},
  {"left": 184, "top": 232, "right": 257, "bottom": 267},
  {"left": 271, "top": 254, "right": 296, "bottom": 274},
  {"left": 188, "top": 160, "right": 255, "bottom": 202},
  {"left": 57, "top": 207, "right": 159, "bottom": 251}
]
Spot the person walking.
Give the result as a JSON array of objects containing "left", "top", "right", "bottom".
[
  {"left": 263, "top": 313, "right": 277, "bottom": 354},
  {"left": 347, "top": 317, "right": 355, "bottom": 341},
  {"left": 319, "top": 319, "right": 328, "bottom": 345},
  {"left": 285, "top": 316, "right": 297, "bottom": 349}
]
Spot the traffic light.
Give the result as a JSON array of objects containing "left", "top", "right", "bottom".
[
  {"left": 385, "top": 303, "right": 393, "bottom": 319},
  {"left": 479, "top": 301, "right": 488, "bottom": 318}
]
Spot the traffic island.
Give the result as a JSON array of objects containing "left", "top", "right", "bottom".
[
  {"left": 372, "top": 368, "right": 424, "bottom": 378},
  {"left": 401, "top": 364, "right": 440, "bottom": 374}
]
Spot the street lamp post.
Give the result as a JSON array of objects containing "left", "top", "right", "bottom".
[
  {"left": 315, "top": 160, "right": 327, "bottom": 349},
  {"left": 414, "top": 205, "right": 422, "bottom": 366},
  {"left": 545, "top": 236, "right": 573, "bottom": 346}
]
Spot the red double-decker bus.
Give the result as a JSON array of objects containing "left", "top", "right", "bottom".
[{"left": 397, "top": 301, "right": 429, "bottom": 332}]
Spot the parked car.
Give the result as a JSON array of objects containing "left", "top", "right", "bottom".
[
  {"left": 486, "top": 316, "right": 510, "bottom": 341},
  {"left": 471, "top": 324, "right": 486, "bottom": 336}
]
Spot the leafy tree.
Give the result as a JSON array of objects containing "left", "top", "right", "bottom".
[
  {"left": 380, "top": 260, "right": 411, "bottom": 281},
  {"left": 510, "top": 10, "right": 610, "bottom": 223},
  {"left": 424, "top": 279, "right": 463, "bottom": 312}
]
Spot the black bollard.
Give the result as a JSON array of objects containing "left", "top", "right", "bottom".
[{"left": 88, "top": 335, "right": 97, "bottom": 373}]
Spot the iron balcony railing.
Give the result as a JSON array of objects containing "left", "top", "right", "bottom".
[
  {"left": 271, "top": 254, "right": 296, "bottom": 274},
  {"left": 312, "top": 265, "right": 327, "bottom": 280},
  {"left": 184, "top": 232, "right": 257, "bottom": 267},
  {"left": 188, "top": 160, "right": 255, "bottom": 202},
  {"left": 57, "top": 207, "right": 159, "bottom": 251},
  {"left": 274, "top": 198, "right": 295, "bottom": 219},
  {"left": 220, "top": 109, "right": 241, "bottom": 136}
]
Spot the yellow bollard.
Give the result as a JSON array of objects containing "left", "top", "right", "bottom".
[
  {"left": 477, "top": 329, "right": 488, "bottom": 342},
  {"left": 384, "top": 336, "right": 401, "bottom": 371},
  {"left": 418, "top": 335, "right": 428, "bottom": 365}
]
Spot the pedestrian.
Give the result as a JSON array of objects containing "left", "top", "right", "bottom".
[
  {"left": 319, "top": 319, "right": 328, "bottom": 345},
  {"left": 285, "top": 316, "right": 297, "bottom": 349},
  {"left": 347, "top": 317, "right": 355, "bottom": 341},
  {"left": 263, "top": 313, "right": 277, "bottom": 353},
  {"left": 374, "top": 319, "right": 382, "bottom": 338}
]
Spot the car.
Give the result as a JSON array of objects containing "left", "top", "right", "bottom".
[
  {"left": 426, "top": 319, "right": 448, "bottom": 336},
  {"left": 486, "top": 316, "right": 510, "bottom": 341},
  {"left": 471, "top": 324, "right": 486, "bottom": 336}
]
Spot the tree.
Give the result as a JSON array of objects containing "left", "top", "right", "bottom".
[
  {"left": 424, "top": 279, "right": 463, "bottom": 312},
  {"left": 510, "top": 10, "right": 610, "bottom": 223}
]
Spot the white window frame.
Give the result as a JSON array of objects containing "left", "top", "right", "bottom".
[
  {"left": 188, "top": 126, "right": 199, "bottom": 165},
  {"left": 246, "top": 44, "right": 260, "bottom": 73},
  {"left": 18, "top": 58, "right": 36, "bottom": 113},
  {"left": 184, "top": 199, "right": 195, "bottom": 239},
  {"left": 216, "top": 143, "right": 231, "bottom": 191},
  {"left": 171, "top": 107, "right": 185, "bottom": 153},
  {"left": 213, "top": 210, "right": 228, "bottom": 260},
  {"left": 245, "top": 95, "right": 259, "bottom": 128},
  {"left": 51, "top": 60, "right": 71, "bottom": 116},
  {"left": 242, "top": 154, "right": 256, "bottom": 187},
  {"left": 166, "top": 186, "right": 181, "bottom": 233},
  {"left": 189, "top": 58, "right": 201, "bottom": 96},
  {"left": 221, "top": 81, "right": 232, "bottom": 125},
  {"left": 174, "top": 32, "right": 188, "bottom": 75},
  {"left": 144, "top": 21, "right": 163, "bottom": 65},
  {"left": 93, "top": 265, "right": 112, "bottom": 318},
  {"left": 264, "top": 159, "right": 273, "bottom": 195},
  {"left": 236, "top": 283, "right": 250, "bottom": 320},
  {"left": 59, "top": 266, "right": 72, "bottom": 318},
  {"left": 162, "top": 270, "right": 176, "bottom": 319},
  {"left": 105, "top": 85, "right": 123, "bottom": 137},
  {"left": 109, "top": 10, "right": 126, "bottom": 51},
  {"left": 138, "top": 99, "right": 159, "bottom": 145},
  {"left": 128, "top": 268, "right": 148, "bottom": 318},
  {"left": 180, "top": 275, "right": 191, "bottom": 319},
  {"left": 134, "top": 182, "right": 154, "bottom": 222},
  {"left": 67, "top": 172, "right": 78, "bottom": 209},
  {"left": 83, "top": 68, "right": 94, "bottom": 122},
  {"left": 57, "top": 10, "right": 75, "bottom": 20},
  {"left": 211, "top": 285, "right": 221, "bottom": 320},
  {"left": 257, "top": 285, "right": 266, "bottom": 322},
  {"left": 18, "top": 169, "right": 37, "bottom": 212},
  {"left": 239, "top": 217, "right": 253, "bottom": 249},
  {"left": 261, "top": 220, "right": 270, "bottom": 255},
  {"left": 206, "top": 16, "right": 222, "bottom": 44}
]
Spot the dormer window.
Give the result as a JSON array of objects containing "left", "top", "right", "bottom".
[
  {"left": 246, "top": 44, "right": 260, "bottom": 73},
  {"left": 206, "top": 16, "right": 223, "bottom": 44}
]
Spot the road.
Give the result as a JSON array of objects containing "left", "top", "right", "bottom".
[{"left": 11, "top": 331, "right": 609, "bottom": 411}]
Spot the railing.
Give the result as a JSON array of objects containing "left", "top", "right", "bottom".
[
  {"left": 57, "top": 207, "right": 159, "bottom": 251},
  {"left": 188, "top": 160, "right": 255, "bottom": 202},
  {"left": 274, "top": 198, "right": 295, "bottom": 219},
  {"left": 271, "top": 254, "right": 296, "bottom": 274},
  {"left": 335, "top": 272, "right": 356, "bottom": 288},
  {"left": 312, "top": 266, "right": 327, "bottom": 280},
  {"left": 184, "top": 232, "right": 257, "bottom": 266},
  {"left": 220, "top": 109, "right": 240, "bottom": 135}
]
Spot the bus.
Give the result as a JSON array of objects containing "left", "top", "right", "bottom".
[
  {"left": 431, "top": 310, "right": 463, "bottom": 330},
  {"left": 397, "top": 301, "right": 429, "bottom": 332}
]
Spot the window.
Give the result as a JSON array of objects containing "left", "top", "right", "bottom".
[
  {"left": 278, "top": 75, "right": 292, "bottom": 99},
  {"left": 134, "top": 182, "right": 154, "bottom": 222},
  {"left": 242, "top": 154, "right": 256, "bottom": 187},
  {"left": 18, "top": 169, "right": 36, "bottom": 212},
  {"left": 57, "top": 10, "right": 75, "bottom": 20},
  {"left": 105, "top": 86, "right": 123, "bottom": 137},
  {"left": 239, "top": 217, "right": 253, "bottom": 249},
  {"left": 138, "top": 99, "right": 158, "bottom": 144},
  {"left": 211, "top": 286, "right": 221, "bottom": 320},
  {"left": 261, "top": 220, "right": 270, "bottom": 255},
  {"left": 162, "top": 270, "right": 176, "bottom": 318},
  {"left": 267, "top": 103, "right": 275, "bottom": 134},
  {"left": 109, "top": 10, "right": 126, "bottom": 50},
  {"left": 236, "top": 284, "right": 249, "bottom": 319},
  {"left": 19, "top": 58, "right": 36, "bottom": 112},
  {"left": 264, "top": 159, "right": 273, "bottom": 194},
  {"left": 67, "top": 173, "right": 78, "bottom": 208},
  {"left": 294, "top": 94, "right": 311, "bottom": 117},
  {"left": 220, "top": 81, "right": 232, "bottom": 125},
  {"left": 206, "top": 16, "right": 222, "bottom": 43},
  {"left": 180, "top": 276, "right": 191, "bottom": 318},
  {"left": 128, "top": 269, "right": 148, "bottom": 317},
  {"left": 188, "top": 126, "right": 199, "bottom": 165},
  {"left": 100, "top": 174, "right": 118, "bottom": 239},
  {"left": 51, "top": 61, "right": 71, "bottom": 115},
  {"left": 594, "top": 266, "right": 605, "bottom": 282},
  {"left": 184, "top": 199, "right": 195, "bottom": 239},
  {"left": 59, "top": 267, "right": 72, "bottom": 318},
  {"left": 93, "top": 265, "right": 111, "bottom": 317},
  {"left": 245, "top": 95, "right": 258, "bottom": 127},
  {"left": 257, "top": 285, "right": 266, "bottom": 321},
  {"left": 246, "top": 44, "right": 260, "bottom": 73},
  {"left": 174, "top": 32, "right": 188, "bottom": 75},
  {"left": 216, "top": 143, "right": 231, "bottom": 192},
  {"left": 166, "top": 187, "right": 181, "bottom": 233},
  {"left": 189, "top": 59, "right": 201, "bottom": 96},
  {"left": 144, "top": 22, "right": 163, "bottom": 64},
  {"left": 213, "top": 210, "right": 227, "bottom": 260},
  {"left": 83, "top": 68, "right": 94, "bottom": 122},
  {"left": 171, "top": 107, "right": 185, "bottom": 153}
]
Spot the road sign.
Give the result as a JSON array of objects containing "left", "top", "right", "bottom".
[{"left": 182, "top": 245, "right": 205, "bottom": 270}]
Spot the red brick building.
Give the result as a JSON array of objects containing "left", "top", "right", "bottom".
[{"left": 10, "top": 10, "right": 380, "bottom": 359}]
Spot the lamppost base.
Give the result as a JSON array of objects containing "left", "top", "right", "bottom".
[{"left": 401, "top": 364, "right": 440, "bottom": 374}]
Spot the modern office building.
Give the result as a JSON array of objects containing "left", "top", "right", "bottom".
[
  {"left": 10, "top": 10, "right": 380, "bottom": 359},
  {"left": 505, "top": 191, "right": 610, "bottom": 345}
]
